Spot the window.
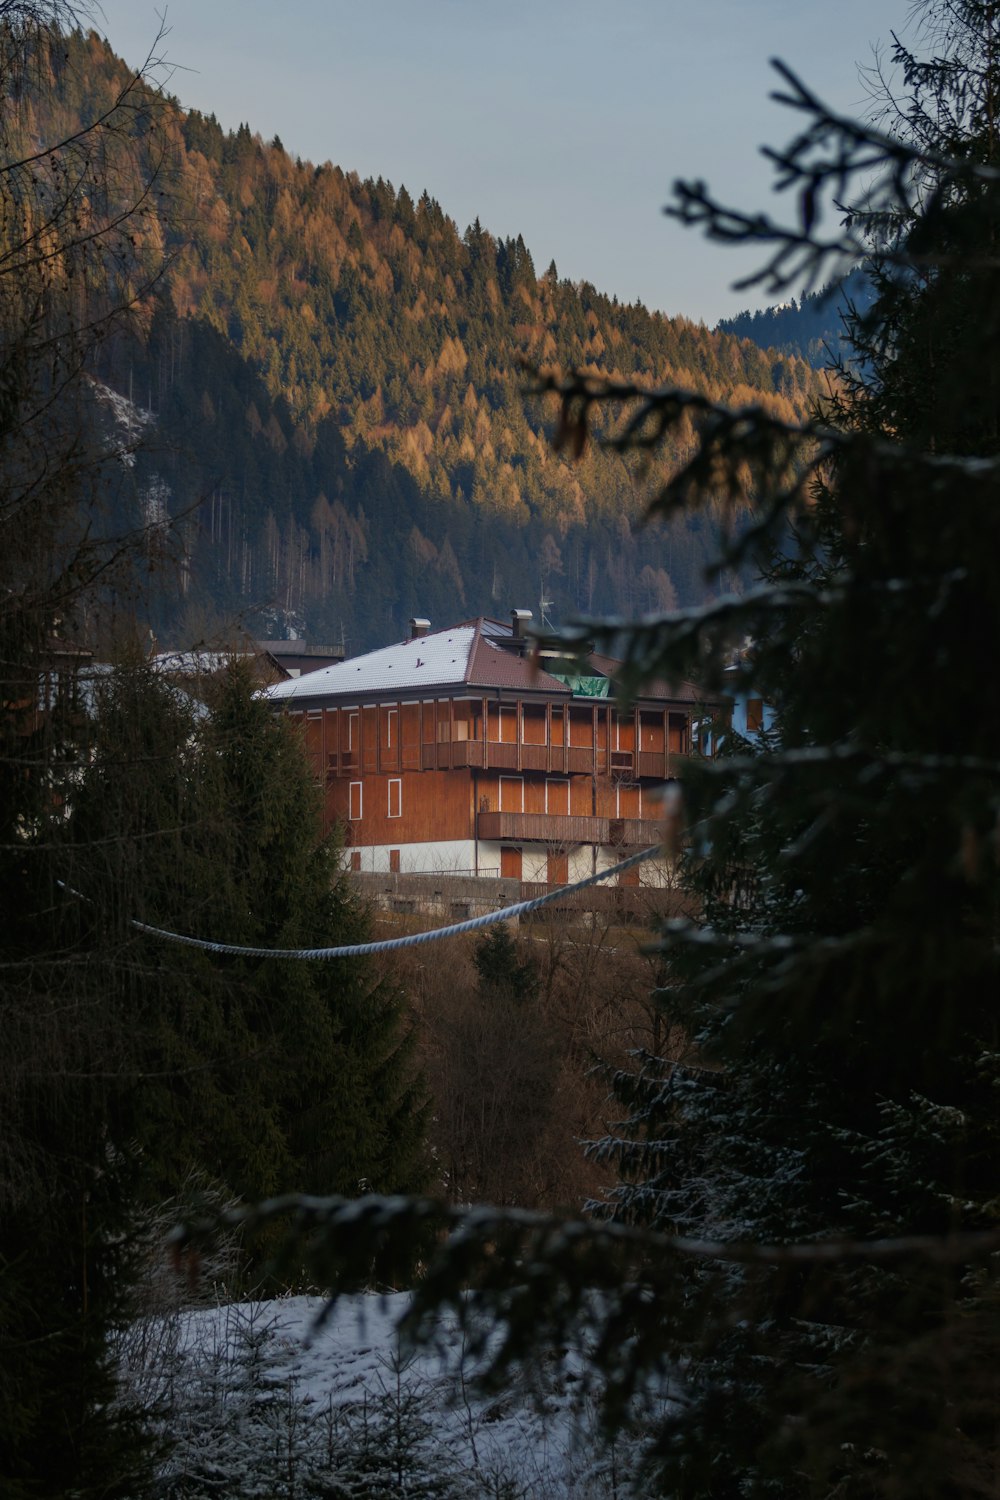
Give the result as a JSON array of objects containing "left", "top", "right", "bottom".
[
  {"left": 490, "top": 705, "right": 515, "bottom": 743},
  {"left": 349, "top": 851, "right": 361, "bottom": 872},
  {"left": 348, "top": 712, "right": 359, "bottom": 749},
  {"left": 389, "top": 849, "right": 400, "bottom": 872},
  {"left": 384, "top": 708, "right": 396, "bottom": 749},
  {"left": 616, "top": 782, "right": 642, "bottom": 818},
  {"left": 522, "top": 708, "right": 547, "bottom": 746},
  {"left": 569, "top": 711, "right": 593, "bottom": 747},
  {"left": 545, "top": 779, "right": 570, "bottom": 815},
  {"left": 438, "top": 716, "right": 470, "bottom": 742},
  {"left": 499, "top": 776, "right": 524, "bottom": 812},
  {"left": 388, "top": 778, "right": 402, "bottom": 818},
  {"left": 349, "top": 781, "right": 362, "bottom": 820},
  {"left": 640, "top": 712, "right": 664, "bottom": 752}
]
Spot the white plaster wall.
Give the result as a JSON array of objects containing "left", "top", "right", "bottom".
[
  {"left": 344, "top": 840, "right": 478, "bottom": 875},
  {"left": 635, "top": 853, "right": 676, "bottom": 888},
  {"left": 342, "top": 838, "right": 674, "bottom": 886}
]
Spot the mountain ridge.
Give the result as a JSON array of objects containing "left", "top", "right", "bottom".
[{"left": 61, "top": 29, "right": 831, "bottom": 650}]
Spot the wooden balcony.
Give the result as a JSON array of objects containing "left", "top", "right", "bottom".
[
  {"left": 323, "top": 742, "right": 691, "bottom": 778},
  {"left": 477, "top": 811, "right": 664, "bottom": 846},
  {"left": 641, "top": 749, "right": 689, "bottom": 777},
  {"left": 410, "top": 742, "right": 688, "bottom": 776}
]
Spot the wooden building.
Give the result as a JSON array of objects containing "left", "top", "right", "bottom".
[{"left": 266, "top": 612, "right": 708, "bottom": 886}]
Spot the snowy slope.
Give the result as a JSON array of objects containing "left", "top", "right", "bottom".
[{"left": 123, "top": 1291, "right": 647, "bottom": 1497}]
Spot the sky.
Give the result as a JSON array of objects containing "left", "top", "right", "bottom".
[{"left": 94, "top": 0, "right": 911, "bottom": 325}]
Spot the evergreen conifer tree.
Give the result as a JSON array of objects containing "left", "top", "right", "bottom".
[
  {"left": 473, "top": 924, "right": 538, "bottom": 1005},
  {"left": 66, "top": 657, "right": 430, "bottom": 1212},
  {"left": 0, "top": 5, "right": 174, "bottom": 1488},
  {"left": 580, "top": 4, "right": 1000, "bottom": 1491}
]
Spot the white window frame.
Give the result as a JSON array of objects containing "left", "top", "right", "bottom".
[
  {"left": 499, "top": 775, "right": 524, "bottom": 813},
  {"left": 348, "top": 711, "right": 359, "bottom": 749},
  {"left": 545, "top": 778, "right": 570, "bottom": 815},
  {"left": 388, "top": 778, "right": 402, "bottom": 818},
  {"left": 385, "top": 707, "right": 397, "bottom": 749},
  {"left": 348, "top": 781, "right": 363, "bottom": 821},
  {"left": 490, "top": 705, "right": 513, "bottom": 743},
  {"left": 615, "top": 783, "right": 642, "bottom": 818}
]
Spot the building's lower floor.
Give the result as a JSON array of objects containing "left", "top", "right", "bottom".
[{"left": 342, "top": 836, "right": 674, "bottom": 887}]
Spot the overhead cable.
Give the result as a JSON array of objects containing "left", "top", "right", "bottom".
[{"left": 130, "top": 844, "right": 664, "bottom": 959}]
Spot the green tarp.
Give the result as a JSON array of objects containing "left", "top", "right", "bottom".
[{"left": 550, "top": 673, "right": 611, "bottom": 698}]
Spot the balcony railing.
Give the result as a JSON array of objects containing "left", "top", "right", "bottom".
[
  {"left": 477, "top": 811, "right": 664, "bottom": 846},
  {"left": 408, "top": 743, "right": 689, "bottom": 775},
  {"left": 322, "top": 743, "right": 691, "bottom": 777}
]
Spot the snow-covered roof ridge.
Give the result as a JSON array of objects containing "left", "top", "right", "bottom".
[
  {"left": 265, "top": 614, "right": 704, "bottom": 706},
  {"left": 266, "top": 622, "right": 479, "bottom": 702}
]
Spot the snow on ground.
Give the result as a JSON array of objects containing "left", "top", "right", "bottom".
[{"left": 123, "top": 1291, "right": 643, "bottom": 1497}]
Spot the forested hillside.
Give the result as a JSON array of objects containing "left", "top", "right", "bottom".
[
  {"left": 40, "top": 28, "right": 830, "bottom": 651},
  {"left": 717, "top": 269, "right": 875, "bottom": 367}
]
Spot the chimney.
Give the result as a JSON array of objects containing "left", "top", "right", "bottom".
[
  {"left": 409, "top": 617, "right": 430, "bottom": 640},
  {"left": 510, "top": 608, "right": 532, "bottom": 642}
]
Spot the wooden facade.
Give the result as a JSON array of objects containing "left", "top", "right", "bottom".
[
  {"left": 289, "top": 695, "right": 692, "bottom": 855},
  {"left": 270, "top": 615, "right": 710, "bottom": 882}
]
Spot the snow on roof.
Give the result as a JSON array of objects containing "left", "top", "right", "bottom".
[
  {"left": 264, "top": 616, "right": 705, "bottom": 707},
  {"left": 266, "top": 625, "right": 479, "bottom": 703},
  {"left": 76, "top": 662, "right": 209, "bottom": 721},
  {"left": 152, "top": 650, "right": 241, "bottom": 675}
]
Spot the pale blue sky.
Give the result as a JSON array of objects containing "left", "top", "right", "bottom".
[{"left": 96, "top": 0, "right": 909, "bottom": 324}]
